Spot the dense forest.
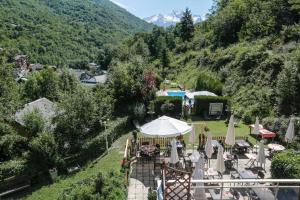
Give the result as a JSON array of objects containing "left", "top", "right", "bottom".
[{"left": 0, "top": 0, "right": 153, "bottom": 66}]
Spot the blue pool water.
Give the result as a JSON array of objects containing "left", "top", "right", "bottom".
[{"left": 167, "top": 91, "right": 186, "bottom": 97}]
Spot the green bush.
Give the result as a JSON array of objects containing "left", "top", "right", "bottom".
[
  {"left": 28, "top": 132, "right": 61, "bottom": 171},
  {"left": 195, "top": 71, "right": 223, "bottom": 95},
  {"left": 81, "top": 117, "right": 131, "bottom": 162},
  {"left": 194, "top": 96, "right": 229, "bottom": 117},
  {"left": 0, "top": 134, "right": 28, "bottom": 160},
  {"left": 154, "top": 96, "right": 182, "bottom": 117},
  {"left": 0, "top": 159, "right": 27, "bottom": 180},
  {"left": 271, "top": 150, "right": 300, "bottom": 179},
  {"left": 58, "top": 171, "right": 127, "bottom": 200}
]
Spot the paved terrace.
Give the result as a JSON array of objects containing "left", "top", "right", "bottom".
[{"left": 127, "top": 148, "right": 273, "bottom": 200}]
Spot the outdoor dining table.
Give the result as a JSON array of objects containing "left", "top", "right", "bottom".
[
  {"left": 235, "top": 139, "right": 251, "bottom": 153},
  {"left": 205, "top": 168, "right": 219, "bottom": 179},
  {"left": 140, "top": 145, "right": 156, "bottom": 156},
  {"left": 267, "top": 143, "right": 285, "bottom": 152},
  {"left": 208, "top": 189, "right": 234, "bottom": 200},
  {"left": 251, "top": 187, "right": 275, "bottom": 200},
  {"left": 239, "top": 170, "right": 257, "bottom": 179}
]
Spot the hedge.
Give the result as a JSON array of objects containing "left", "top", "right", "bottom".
[
  {"left": 194, "top": 96, "right": 229, "bottom": 117},
  {"left": 154, "top": 96, "right": 182, "bottom": 117},
  {"left": 271, "top": 150, "right": 300, "bottom": 179},
  {"left": 58, "top": 171, "right": 127, "bottom": 200},
  {"left": 81, "top": 117, "right": 131, "bottom": 162},
  {"left": 0, "top": 159, "right": 27, "bottom": 181}
]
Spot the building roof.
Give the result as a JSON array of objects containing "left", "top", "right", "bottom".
[
  {"left": 15, "top": 98, "right": 56, "bottom": 126},
  {"left": 185, "top": 91, "right": 218, "bottom": 99}
]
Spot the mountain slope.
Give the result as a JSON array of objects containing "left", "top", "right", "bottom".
[
  {"left": 144, "top": 10, "right": 202, "bottom": 27},
  {"left": 0, "top": 0, "right": 153, "bottom": 66}
]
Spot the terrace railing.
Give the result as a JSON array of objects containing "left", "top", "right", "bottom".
[
  {"left": 158, "top": 179, "right": 300, "bottom": 200},
  {"left": 137, "top": 136, "right": 173, "bottom": 149}
]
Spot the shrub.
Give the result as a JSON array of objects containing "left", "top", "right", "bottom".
[
  {"left": 195, "top": 71, "right": 223, "bottom": 95},
  {"left": 58, "top": 171, "right": 127, "bottom": 200},
  {"left": 81, "top": 117, "right": 131, "bottom": 162},
  {"left": 0, "top": 134, "right": 28, "bottom": 160},
  {"left": 131, "top": 103, "right": 146, "bottom": 122},
  {"left": 271, "top": 150, "right": 300, "bottom": 179},
  {"left": 23, "top": 108, "right": 45, "bottom": 136},
  {"left": 154, "top": 96, "right": 182, "bottom": 117},
  {"left": 0, "top": 159, "right": 27, "bottom": 180},
  {"left": 194, "top": 96, "right": 229, "bottom": 117},
  {"left": 28, "top": 132, "right": 61, "bottom": 170}
]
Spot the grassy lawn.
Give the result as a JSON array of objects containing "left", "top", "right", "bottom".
[
  {"left": 183, "top": 120, "right": 255, "bottom": 148},
  {"left": 25, "top": 134, "right": 131, "bottom": 200}
]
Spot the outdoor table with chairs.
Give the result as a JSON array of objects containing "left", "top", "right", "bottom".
[
  {"left": 223, "top": 152, "right": 236, "bottom": 170},
  {"left": 239, "top": 170, "right": 257, "bottom": 179},
  {"left": 209, "top": 189, "right": 234, "bottom": 200},
  {"left": 234, "top": 139, "right": 251, "bottom": 153},
  {"left": 267, "top": 143, "right": 285, "bottom": 152},
  {"left": 250, "top": 187, "right": 275, "bottom": 200}
]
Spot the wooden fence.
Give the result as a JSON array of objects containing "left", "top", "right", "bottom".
[
  {"left": 137, "top": 136, "right": 173, "bottom": 149},
  {"left": 199, "top": 134, "right": 250, "bottom": 146}
]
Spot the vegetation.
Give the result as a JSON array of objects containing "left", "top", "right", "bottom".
[
  {"left": 271, "top": 150, "right": 300, "bottom": 179},
  {"left": 0, "top": 0, "right": 153, "bottom": 66}
]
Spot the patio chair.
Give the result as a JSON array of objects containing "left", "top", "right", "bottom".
[
  {"left": 257, "top": 170, "right": 265, "bottom": 179},
  {"left": 232, "top": 154, "right": 239, "bottom": 169}
]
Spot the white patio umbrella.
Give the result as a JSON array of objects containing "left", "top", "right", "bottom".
[
  {"left": 140, "top": 116, "right": 192, "bottom": 137},
  {"left": 257, "top": 141, "right": 266, "bottom": 169},
  {"left": 225, "top": 115, "right": 235, "bottom": 152},
  {"left": 254, "top": 117, "right": 260, "bottom": 135},
  {"left": 170, "top": 139, "right": 179, "bottom": 165},
  {"left": 205, "top": 132, "right": 214, "bottom": 167},
  {"left": 192, "top": 154, "right": 206, "bottom": 200},
  {"left": 216, "top": 146, "right": 225, "bottom": 173},
  {"left": 285, "top": 117, "right": 295, "bottom": 143},
  {"left": 189, "top": 124, "right": 196, "bottom": 151}
]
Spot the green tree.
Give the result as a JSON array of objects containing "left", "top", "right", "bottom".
[
  {"left": 55, "top": 86, "right": 97, "bottom": 152},
  {"left": 23, "top": 108, "right": 45, "bottom": 137},
  {"left": 276, "top": 61, "right": 298, "bottom": 115},
  {"left": 179, "top": 8, "right": 195, "bottom": 41},
  {"left": 93, "top": 85, "right": 114, "bottom": 122},
  {"left": 28, "top": 132, "right": 60, "bottom": 169},
  {"left": 160, "top": 48, "right": 171, "bottom": 79},
  {"left": 59, "top": 67, "right": 79, "bottom": 92},
  {"left": 24, "top": 68, "right": 60, "bottom": 101},
  {"left": 0, "top": 50, "right": 21, "bottom": 120}
]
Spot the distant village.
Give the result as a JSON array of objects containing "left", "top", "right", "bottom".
[{"left": 13, "top": 54, "right": 107, "bottom": 86}]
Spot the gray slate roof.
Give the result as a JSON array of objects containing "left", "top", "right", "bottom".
[{"left": 15, "top": 98, "right": 56, "bottom": 126}]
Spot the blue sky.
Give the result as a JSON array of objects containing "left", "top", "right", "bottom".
[{"left": 110, "top": 0, "right": 214, "bottom": 18}]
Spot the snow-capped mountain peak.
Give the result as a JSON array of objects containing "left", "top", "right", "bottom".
[{"left": 144, "top": 10, "right": 202, "bottom": 27}]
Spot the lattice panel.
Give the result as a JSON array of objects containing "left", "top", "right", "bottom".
[{"left": 163, "top": 165, "right": 191, "bottom": 200}]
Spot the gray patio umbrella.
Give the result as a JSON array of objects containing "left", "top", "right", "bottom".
[
  {"left": 216, "top": 146, "right": 225, "bottom": 173},
  {"left": 285, "top": 117, "right": 295, "bottom": 143},
  {"left": 170, "top": 138, "right": 179, "bottom": 165},
  {"left": 225, "top": 115, "right": 235, "bottom": 152},
  {"left": 189, "top": 124, "right": 196, "bottom": 152},
  {"left": 192, "top": 153, "right": 206, "bottom": 200},
  {"left": 257, "top": 141, "right": 266, "bottom": 169},
  {"left": 205, "top": 132, "right": 214, "bottom": 167}
]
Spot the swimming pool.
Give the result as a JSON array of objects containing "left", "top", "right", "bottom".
[{"left": 167, "top": 91, "right": 186, "bottom": 97}]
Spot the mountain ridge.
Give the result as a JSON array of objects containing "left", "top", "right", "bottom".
[
  {"left": 0, "top": 0, "right": 153, "bottom": 66},
  {"left": 144, "top": 10, "right": 202, "bottom": 27}
]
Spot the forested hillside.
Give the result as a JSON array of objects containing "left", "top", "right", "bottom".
[
  {"left": 0, "top": 0, "right": 153, "bottom": 66},
  {"left": 108, "top": 0, "right": 300, "bottom": 124}
]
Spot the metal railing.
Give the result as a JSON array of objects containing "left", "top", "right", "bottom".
[{"left": 157, "top": 179, "right": 300, "bottom": 200}]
